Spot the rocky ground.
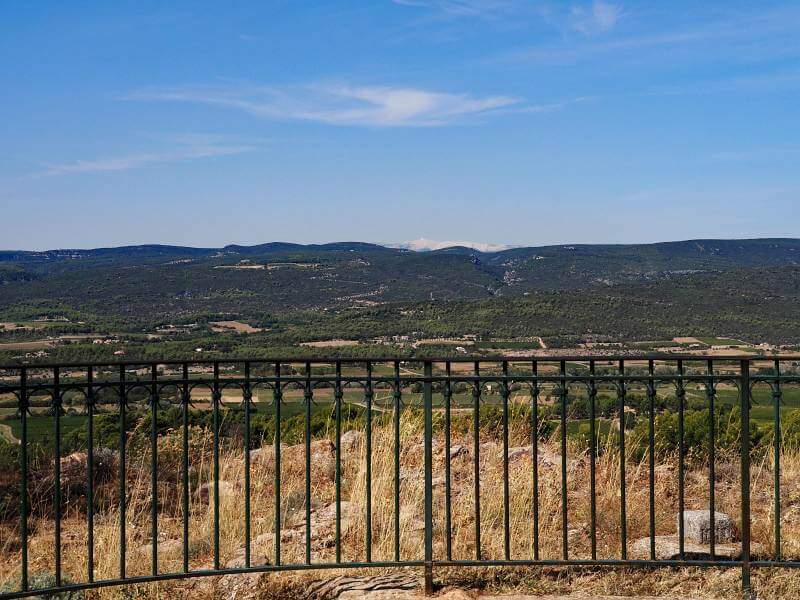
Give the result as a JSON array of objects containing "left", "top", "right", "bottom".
[{"left": 3, "top": 417, "right": 796, "bottom": 599}]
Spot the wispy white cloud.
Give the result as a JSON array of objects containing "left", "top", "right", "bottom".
[
  {"left": 499, "top": 5, "right": 800, "bottom": 66},
  {"left": 37, "top": 136, "right": 255, "bottom": 177},
  {"left": 390, "top": 0, "right": 523, "bottom": 19},
  {"left": 127, "top": 83, "right": 527, "bottom": 127},
  {"left": 569, "top": 1, "right": 622, "bottom": 34},
  {"left": 391, "top": 0, "right": 621, "bottom": 34}
]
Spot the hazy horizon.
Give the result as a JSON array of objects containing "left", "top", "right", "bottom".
[{"left": 4, "top": 235, "right": 800, "bottom": 254}]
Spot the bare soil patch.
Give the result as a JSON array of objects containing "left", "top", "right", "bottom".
[
  {"left": 210, "top": 320, "right": 263, "bottom": 334},
  {"left": 301, "top": 340, "right": 360, "bottom": 348},
  {"left": 0, "top": 340, "right": 54, "bottom": 350}
]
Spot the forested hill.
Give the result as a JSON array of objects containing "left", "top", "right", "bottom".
[{"left": 0, "top": 238, "right": 799, "bottom": 336}]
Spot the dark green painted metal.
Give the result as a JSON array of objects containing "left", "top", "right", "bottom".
[
  {"left": 243, "top": 361, "right": 252, "bottom": 569},
  {"left": 394, "top": 360, "right": 402, "bottom": 563},
  {"left": 6, "top": 356, "right": 800, "bottom": 600},
  {"left": 365, "top": 361, "right": 373, "bottom": 563},
  {"left": 707, "top": 360, "right": 716, "bottom": 561},
  {"left": 444, "top": 361, "right": 452, "bottom": 562},
  {"left": 150, "top": 364, "right": 159, "bottom": 576},
  {"left": 182, "top": 362, "right": 191, "bottom": 573},
  {"left": 274, "top": 361, "right": 282, "bottom": 567},
  {"left": 53, "top": 366, "right": 62, "bottom": 586},
  {"left": 502, "top": 361, "right": 511, "bottom": 561},
  {"left": 212, "top": 361, "right": 221, "bottom": 570},
  {"left": 473, "top": 360, "right": 481, "bottom": 561},
  {"left": 618, "top": 360, "right": 627, "bottom": 560},
  {"left": 740, "top": 359, "right": 751, "bottom": 597},
  {"left": 647, "top": 360, "right": 656, "bottom": 561},
  {"left": 589, "top": 360, "right": 597, "bottom": 561},
  {"left": 423, "top": 360, "right": 433, "bottom": 595},
  {"left": 86, "top": 366, "right": 95, "bottom": 582},
  {"left": 19, "top": 368, "right": 28, "bottom": 592},
  {"left": 334, "top": 360, "right": 342, "bottom": 563},
  {"left": 531, "top": 360, "right": 540, "bottom": 561},
  {"left": 677, "top": 359, "right": 685, "bottom": 560},
  {"left": 773, "top": 359, "right": 782, "bottom": 561},
  {"left": 118, "top": 365, "right": 126, "bottom": 579},
  {"left": 560, "top": 360, "right": 568, "bottom": 560},
  {"left": 0, "top": 558, "right": 761, "bottom": 600},
  {"left": 305, "top": 361, "right": 313, "bottom": 565}
]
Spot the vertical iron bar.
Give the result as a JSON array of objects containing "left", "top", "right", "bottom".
[
  {"left": 773, "top": 359, "right": 782, "bottom": 561},
  {"left": 618, "top": 359, "right": 627, "bottom": 560},
  {"left": 502, "top": 360, "right": 510, "bottom": 561},
  {"left": 677, "top": 359, "right": 685, "bottom": 560},
  {"left": 150, "top": 363, "right": 158, "bottom": 576},
  {"left": 118, "top": 365, "right": 126, "bottom": 579},
  {"left": 305, "top": 361, "right": 313, "bottom": 565},
  {"left": 182, "top": 362, "right": 190, "bottom": 573},
  {"left": 274, "top": 361, "right": 282, "bottom": 567},
  {"left": 53, "top": 366, "right": 62, "bottom": 586},
  {"left": 335, "top": 361, "right": 342, "bottom": 563},
  {"left": 473, "top": 361, "right": 481, "bottom": 561},
  {"left": 589, "top": 360, "right": 597, "bottom": 561},
  {"left": 86, "top": 366, "right": 95, "bottom": 582},
  {"left": 212, "top": 361, "right": 220, "bottom": 570},
  {"left": 365, "top": 361, "right": 373, "bottom": 563},
  {"left": 560, "top": 360, "right": 568, "bottom": 561},
  {"left": 423, "top": 361, "right": 433, "bottom": 595},
  {"left": 444, "top": 361, "right": 452, "bottom": 562},
  {"left": 243, "top": 361, "right": 251, "bottom": 568},
  {"left": 708, "top": 360, "right": 716, "bottom": 560},
  {"left": 648, "top": 360, "right": 656, "bottom": 561},
  {"left": 394, "top": 360, "right": 402, "bottom": 562},
  {"left": 19, "top": 368, "right": 28, "bottom": 592},
  {"left": 532, "top": 361, "right": 540, "bottom": 561},
  {"left": 740, "top": 359, "right": 751, "bottom": 597}
]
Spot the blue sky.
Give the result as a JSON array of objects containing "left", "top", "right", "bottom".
[{"left": 1, "top": 1, "right": 798, "bottom": 250}]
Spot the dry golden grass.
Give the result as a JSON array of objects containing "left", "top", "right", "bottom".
[{"left": 2, "top": 407, "right": 800, "bottom": 598}]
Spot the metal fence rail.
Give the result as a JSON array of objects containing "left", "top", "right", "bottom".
[{"left": 1, "top": 356, "right": 799, "bottom": 599}]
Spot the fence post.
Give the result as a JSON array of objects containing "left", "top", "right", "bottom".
[
  {"left": 740, "top": 359, "right": 751, "bottom": 599},
  {"left": 423, "top": 360, "right": 434, "bottom": 595}
]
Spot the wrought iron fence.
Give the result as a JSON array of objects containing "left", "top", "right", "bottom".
[{"left": 0, "top": 356, "right": 799, "bottom": 598}]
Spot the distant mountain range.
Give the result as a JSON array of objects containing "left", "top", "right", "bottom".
[
  {"left": 1, "top": 238, "right": 799, "bottom": 342},
  {"left": 3, "top": 237, "right": 799, "bottom": 262}
]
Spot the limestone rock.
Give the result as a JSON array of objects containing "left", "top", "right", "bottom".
[
  {"left": 630, "top": 535, "right": 743, "bottom": 560},
  {"left": 307, "top": 573, "right": 419, "bottom": 599},
  {"left": 196, "top": 480, "right": 234, "bottom": 503},
  {"left": 502, "top": 445, "right": 584, "bottom": 473},
  {"left": 137, "top": 538, "right": 183, "bottom": 557},
  {"left": 58, "top": 448, "right": 118, "bottom": 491},
  {"left": 678, "top": 510, "right": 738, "bottom": 544},
  {"left": 340, "top": 430, "right": 364, "bottom": 451},
  {"left": 507, "top": 446, "right": 532, "bottom": 462},
  {"left": 228, "top": 499, "right": 358, "bottom": 563},
  {"left": 249, "top": 445, "right": 280, "bottom": 464},
  {"left": 250, "top": 439, "right": 336, "bottom": 482},
  {"left": 448, "top": 444, "right": 468, "bottom": 460}
]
